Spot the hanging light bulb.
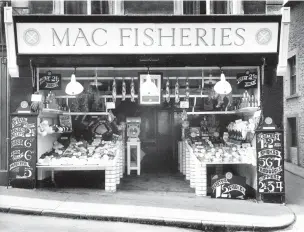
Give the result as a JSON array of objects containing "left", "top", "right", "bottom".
[
  {"left": 65, "top": 68, "right": 84, "bottom": 95},
  {"left": 141, "top": 67, "right": 159, "bottom": 96},
  {"left": 214, "top": 70, "right": 232, "bottom": 95}
]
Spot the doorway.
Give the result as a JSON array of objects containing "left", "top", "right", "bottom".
[{"left": 139, "top": 107, "right": 177, "bottom": 173}]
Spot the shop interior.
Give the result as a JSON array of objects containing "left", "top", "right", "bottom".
[{"left": 34, "top": 66, "right": 260, "bottom": 195}]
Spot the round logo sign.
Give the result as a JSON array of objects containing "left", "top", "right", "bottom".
[
  {"left": 256, "top": 28, "right": 272, "bottom": 45},
  {"left": 225, "top": 172, "right": 233, "bottom": 180},
  {"left": 23, "top": 28, "right": 40, "bottom": 46}
]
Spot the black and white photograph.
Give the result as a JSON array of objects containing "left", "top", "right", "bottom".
[{"left": 0, "top": 0, "right": 303, "bottom": 231}]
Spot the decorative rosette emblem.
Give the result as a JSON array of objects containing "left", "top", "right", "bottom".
[
  {"left": 256, "top": 28, "right": 272, "bottom": 45},
  {"left": 23, "top": 28, "right": 40, "bottom": 46}
]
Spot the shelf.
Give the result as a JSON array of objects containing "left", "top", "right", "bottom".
[
  {"left": 55, "top": 95, "right": 139, "bottom": 99},
  {"left": 236, "top": 107, "right": 259, "bottom": 114},
  {"left": 187, "top": 111, "right": 236, "bottom": 115},
  {"left": 62, "top": 112, "right": 109, "bottom": 116},
  {"left": 39, "top": 110, "right": 109, "bottom": 117},
  {"left": 55, "top": 94, "right": 242, "bottom": 99}
]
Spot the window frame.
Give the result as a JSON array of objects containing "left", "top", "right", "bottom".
[
  {"left": 286, "top": 115, "right": 299, "bottom": 165},
  {"left": 286, "top": 49, "right": 299, "bottom": 98}
]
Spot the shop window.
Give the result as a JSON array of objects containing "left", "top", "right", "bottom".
[
  {"left": 210, "top": 0, "right": 233, "bottom": 14},
  {"left": 288, "top": 117, "right": 297, "bottom": 147},
  {"left": 91, "top": 0, "right": 110, "bottom": 14},
  {"left": 64, "top": 1, "right": 87, "bottom": 14},
  {"left": 243, "top": 1, "right": 266, "bottom": 14},
  {"left": 28, "top": 0, "right": 53, "bottom": 14},
  {"left": 0, "top": 5, "right": 5, "bottom": 46},
  {"left": 183, "top": 0, "right": 206, "bottom": 15},
  {"left": 288, "top": 56, "right": 297, "bottom": 96},
  {"left": 124, "top": 1, "right": 174, "bottom": 15}
]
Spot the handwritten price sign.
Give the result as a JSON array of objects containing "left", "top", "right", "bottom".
[
  {"left": 39, "top": 71, "right": 61, "bottom": 90},
  {"left": 257, "top": 131, "right": 284, "bottom": 194},
  {"left": 9, "top": 115, "right": 37, "bottom": 182}
]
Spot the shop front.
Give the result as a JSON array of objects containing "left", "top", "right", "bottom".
[{"left": 5, "top": 11, "right": 289, "bottom": 203}]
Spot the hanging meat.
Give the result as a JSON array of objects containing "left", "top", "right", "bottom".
[
  {"left": 122, "top": 78, "right": 126, "bottom": 101},
  {"left": 165, "top": 78, "right": 170, "bottom": 103},
  {"left": 112, "top": 78, "right": 117, "bottom": 103},
  {"left": 130, "top": 78, "right": 135, "bottom": 102},
  {"left": 175, "top": 78, "right": 180, "bottom": 104},
  {"left": 185, "top": 77, "right": 190, "bottom": 101}
]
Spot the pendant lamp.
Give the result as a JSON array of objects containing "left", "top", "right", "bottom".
[
  {"left": 65, "top": 68, "right": 84, "bottom": 95},
  {"left": 141, "top": 67, "right": 158, "bottom": 96},
  {"left": 214, "top": 70, "right": 232, "bottom": 95}
]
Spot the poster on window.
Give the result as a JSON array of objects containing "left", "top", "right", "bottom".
[
  {"left": 236, "top": 71, "right": 258, "bottom": 89},
  {"left": 139, "top": 73, "right": 162, "bottom": 105}
]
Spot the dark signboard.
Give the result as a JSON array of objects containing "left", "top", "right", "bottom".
[
  {"left": 236, "top": 71, "right": 258, "bottom": 89},
  {"left": 256, "top": 131, "right": 284, "bottom": 194},
  {"left": 39, "top": 71, "right": 61, "bottom": 90},
  {"left": 9, "top": 114, "right": 37, "bottom": 184},
  {"left": 211, "top": 173, "right": 247, "bottom": 199}
]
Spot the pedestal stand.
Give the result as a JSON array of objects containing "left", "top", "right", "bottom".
[{"left": 127, "top": 138, "right": 141, "bottom": 175}]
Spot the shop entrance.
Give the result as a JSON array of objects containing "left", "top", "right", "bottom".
[{"left": 139, "top": 107, "right": 177, "bottom": 173}]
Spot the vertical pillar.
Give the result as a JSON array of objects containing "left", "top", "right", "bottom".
[
  {"left": 4, "top": 7, "right": 19, "bottom": 77},
  {"left": 190, "top": 150, "right": 196, "bottom": 188},
  {"left": 195, "top": 164, "right": 207, "bottom": 196},
  {"left": 185, "top": 146, "right": 190, "bottom": 180},
  {"left": 105, "top": 164, "right": 117, "bottom": 192},
  {"left": 182, "top": 141, "right": 186, "bottom": 175}
]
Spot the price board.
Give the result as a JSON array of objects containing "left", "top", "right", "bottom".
[
  {"left": 39, "top": 71, "right": 61, "bottom": 90},
  {"left": 256, "top": 131, "right": 284, "bottom": 194},
  {"left": 211, "top": 173, "right": 247, "bottom": 200},
  {"left": 8, "top": 114, "right": 37, "bottom": 186},
  {"left": 236, "top": 71, "right": 258, "bottom": 89}
]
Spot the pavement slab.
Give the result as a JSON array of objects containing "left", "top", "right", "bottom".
[{"left": 0, "top": 186, "right": 295, "bottom": 231}]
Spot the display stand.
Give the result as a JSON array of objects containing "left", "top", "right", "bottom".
[{"left": 127, "top": 138, "right": 141, "bottom": 175}]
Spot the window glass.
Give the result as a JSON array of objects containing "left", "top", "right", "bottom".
[
  {"left": 288, "top": 118, "right": 297, "bottom": 147},
  {"left": 210, "top": 0, "right": 232, "bottom": 15},
  {"left": 65, "top": 1, "right": 87, "bottom": 14},
  {"left": 29, "top": 0, "right": 53, "bottom": 14},
  {"left": 124, "top": 1, "right": 174, "bottom": 15},
  {"left": 183, "top": 0, "right": 206, "bottom": 15},
  {"left": 289, "top": 56, "right": 296, "bottom": 95},
  {"left": 92, "top": 0, "right": 110, "bottom": 14},
  {"left": 0, "top": 5, "right": 5, "bottom": 45},
  {"left": 243, "top": 1, "right": 266, "bottom": 14}
]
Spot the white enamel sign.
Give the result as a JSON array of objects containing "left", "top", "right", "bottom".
[{"left": 16, "top": 22, "right": 279, "bottom": 54}]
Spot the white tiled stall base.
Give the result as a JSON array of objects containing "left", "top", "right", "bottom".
[{"left": 37, "top": 142, "right": 124, "bottom": 193}]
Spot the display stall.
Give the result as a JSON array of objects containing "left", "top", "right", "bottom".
[{"left": 6, "top": 13, "right": 287, "bottom": 202}]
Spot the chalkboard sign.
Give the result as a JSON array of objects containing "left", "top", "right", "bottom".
[
  {"left": 256, "top": 130, "right": 284, "bottom": 194},
  {"left": 39, "top": 71, "right": 61, "bottom": 90},
  {"left": 236, "top": 71, "right": 258, "bottom": 89},
  {"left": 211, "top": 173, "right": 247, "bottom": 199},
  {"left": 9, "top": 114, "right": 37, "bottom": 185}
]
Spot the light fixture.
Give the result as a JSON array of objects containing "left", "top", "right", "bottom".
[
  {"left": 141, "top": 67, "right": 158, "bottom": 96},
  {"left": 214, "top": 69, "right": 232, "bottom": 95},
  {"left": 65, "top": 68, "right": 84, "bottom": 95}
]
